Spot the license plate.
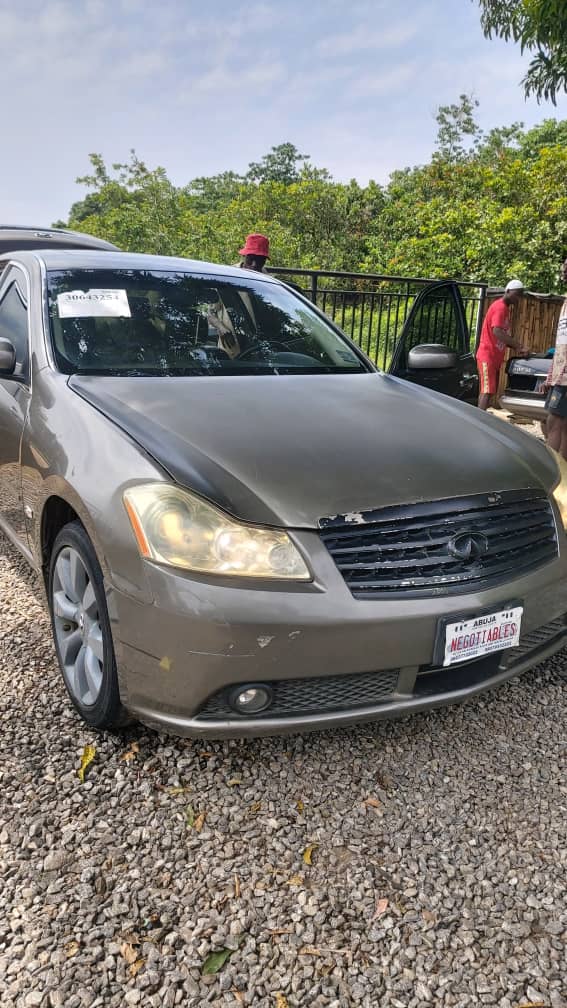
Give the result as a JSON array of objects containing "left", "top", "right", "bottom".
[{"left": 442, "top": 606, "right": 523, "bottom": 667}]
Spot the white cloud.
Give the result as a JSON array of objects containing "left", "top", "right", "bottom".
[
  {"left": 346, "top": 63, "right": 418, "bottom": 99},
  {"left": 0, "top": 0, "right": 565, "bottom": 227},
  {"left": 317, "top": 21, "right": 422, "bottom": 56},
  {"left": 191, "top": 59, "right": 286, "bottom": 96}
]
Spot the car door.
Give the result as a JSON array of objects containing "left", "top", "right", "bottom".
[
  {"left": 388, "top": 281, "right": 478, "bottom": 403},
  {"left": 0, "top": 266, "right": 32, "bottom": 552}
]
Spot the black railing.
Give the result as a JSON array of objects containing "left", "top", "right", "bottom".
[{"left": 269, "top": 268, "right": 487, "bottom": 370}]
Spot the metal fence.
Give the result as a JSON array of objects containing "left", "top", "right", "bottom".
[{"left": 269, "top": 267, "right": 487, "bottom": 370}]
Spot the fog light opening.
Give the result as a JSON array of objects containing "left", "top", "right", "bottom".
[{"left": 229, "top": 684, "right": 273, "bottom": 715}]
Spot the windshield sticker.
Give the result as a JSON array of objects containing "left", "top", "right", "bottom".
[{"left": 57, "top": 289, "right": 131, "bottom": 318}]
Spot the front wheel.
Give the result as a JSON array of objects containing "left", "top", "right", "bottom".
[{"left": 48, "top": 521, "right": 129, "bottom": 729}]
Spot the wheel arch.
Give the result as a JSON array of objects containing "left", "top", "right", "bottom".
[{"left": 37, "top": 483, "right": 110, "bottom": 591}]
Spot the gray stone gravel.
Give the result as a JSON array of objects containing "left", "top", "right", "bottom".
[{"left": 0, "top": 532, "right": 566, "bottom": 1008}]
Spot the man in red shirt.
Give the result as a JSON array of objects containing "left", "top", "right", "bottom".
[{"left": 476, "top": 279, "right": 528, "bottom": 410}]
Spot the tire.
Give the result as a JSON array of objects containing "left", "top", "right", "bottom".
[{"left": 48, "top": 521, "right": 130, "bottom": 729}]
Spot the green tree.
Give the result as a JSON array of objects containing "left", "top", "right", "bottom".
[
  {"left": 59, "top": 114, "right": 567, "bottom": 293},
  {"left": 63, "top": 147, "right": 379, "bottom": 270},
  {"left": 478, "top": 0, "right": 567, "bottom": 103},
  {"left": 245, "top": 142, "right": 312, "bottom": 184},
  {"left": 185, "top": 171, "right": 244, "bottom": 214},
  {"left": 434, "top": 94, "right": 482, "bottom": 161},
  {"left": 66, "top": 150, "right": 187, "bottom": 255},
  {"left": 363, "top": 130, "right": 567, "bottom": 290}
]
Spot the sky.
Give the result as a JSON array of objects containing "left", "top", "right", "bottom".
[{"left": 2, "top": 0, "right": 567, "bottom": 225}]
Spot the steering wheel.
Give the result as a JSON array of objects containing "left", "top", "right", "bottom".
[{"left": 237, "top": 340, "right": 289, "bottom": 360}]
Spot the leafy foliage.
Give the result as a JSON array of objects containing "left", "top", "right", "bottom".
[
  {"left": 478, "top": 0, "right": 567, "bottom": 103},
  {"left": 245, "top": 142, "right": 312, "bottom": 184},
  {"left": 434, "top": 94, "right": 482, "bottom": 161},
  {"left": 60, "top": 105, "right": 567, "bottom": 292}
]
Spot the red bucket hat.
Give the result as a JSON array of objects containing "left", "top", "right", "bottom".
[{"left": 239, "top": 233, "right": 270, "bottom": 258}]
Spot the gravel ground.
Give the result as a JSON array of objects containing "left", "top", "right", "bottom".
[{"left": 0, "top": 530, "right": 566, "bottom": 1008}]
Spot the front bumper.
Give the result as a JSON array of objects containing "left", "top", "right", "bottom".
[
  {"left": 499, "top": 392, "right": 546, "bottom": 422},
  {"left": 111, "top": 529, "right": 567, "bottom": 738}
]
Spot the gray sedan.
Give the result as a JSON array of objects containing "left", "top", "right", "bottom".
[{"left": 1, "top": 248, "right": 567, "bottom": 737}]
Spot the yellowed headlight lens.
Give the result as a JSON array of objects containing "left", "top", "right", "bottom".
[{"left": 123, "top": 484, "right": 311, "bottom": 580}]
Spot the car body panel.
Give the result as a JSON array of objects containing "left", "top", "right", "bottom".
[
  {"left": 68, "top": 371, "right": 557, "bottom": 528},
  {"left": 20, "top": 370, "right": 167, "bottom": 599},
  {"left": 113, "top": 540, "right": 567, "bottom": 730},
  {"left": 122, "top": 627, "right": 567, "bottom": 737}
]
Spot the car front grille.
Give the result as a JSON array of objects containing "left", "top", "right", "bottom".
[
  {"left": 508, "top": 615, "right": 567, "bottom": 658},
  {"left": 319, "top": 489, "right": 558, "bottom": 598}
]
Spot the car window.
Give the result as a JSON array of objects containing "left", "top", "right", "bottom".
[
  {"left": 0, "top": 282, "right": 29, "bottom": 377},
  {"left": 46, "top": 269, "right": 369, "bottom": 377},
  {"left": 404, "top": 285, "right": 464, "bottom": 354}
]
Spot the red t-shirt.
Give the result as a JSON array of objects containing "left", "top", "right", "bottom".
[{"left": 476, "top": 298, "right": 510, "bottom": 366}]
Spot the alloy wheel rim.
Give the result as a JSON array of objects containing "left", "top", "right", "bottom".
[{"left": 52, "top": 546, "right": 104, "bottom": 707}]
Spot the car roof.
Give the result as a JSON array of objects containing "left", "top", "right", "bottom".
[
  {"left": 0, "top": 226, "right": 119, "bottom": 253},
  {"left": 0, "top": 248, "right": 281, "bottom": 283}
]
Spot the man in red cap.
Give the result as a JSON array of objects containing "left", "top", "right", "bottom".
[{"left": 238, "top": 233, "right": 270, "bottom": 272}]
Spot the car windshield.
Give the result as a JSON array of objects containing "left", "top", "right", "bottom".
[{"left": 46, "top": 269, "right": 369, "bottom": 377}]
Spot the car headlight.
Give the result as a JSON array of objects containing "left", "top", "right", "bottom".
[
  {"left": 123, "top": 483, "right": 311, "bottom": 580},
  {"left": 549, "top": 447, "right": 567, "bottom": 527}
]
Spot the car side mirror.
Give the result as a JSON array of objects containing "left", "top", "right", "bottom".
[
  {"left": 0, "top": 337, "right": 16, "bottom": 374},
  {"left": 408, "top": 343, "right": 458, "bottom": 370}
]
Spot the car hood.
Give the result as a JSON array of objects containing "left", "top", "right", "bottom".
[{"left": 69, "top": 373, "right": 557, "bottom": 528}]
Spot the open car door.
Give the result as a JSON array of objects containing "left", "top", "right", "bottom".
[{"left": 388, "top": 281, "right": 478, "bottom": 404}]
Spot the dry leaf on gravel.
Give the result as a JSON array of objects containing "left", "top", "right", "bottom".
[
  {"left": 120, "top": 741, "right": 139, "bottom": 763},
  {"left": 120, "top": 941, "right": 140, "bottom": 965},
  {"left": 77, "top": 744, "right": 96, "bottom": 783},
  {"left": 274, "top": 994, "right": 289, "bottom": 1008},
  {"left": 362, "top": 796, "right": 381, "bottom": 809},
  {"left": 234, "top": 875, "right": 241, "bottom": 898},
  {"left": 296, "top": 799, "right": 304, "bottom": 812},
  {"left": 167, "top": 786, "right": 188, "bottom": 796},
  {"left": 318, "top": 963, "right": 334, "bottom": 977},
  {"left": 194, "top": 811, "right": 207, "bottom": 833},
  {"left": 185, "top": 805, "right": 195, "bottom": 827},
  {"left": 285, "top": 875, "right": 304, "bottom": 886},
  {"left": 303, "top": 843, "right": 318, "bottom": 865},
  {"left": 373, "top": 898, "right": 389, "bottom": 920},
  {"left": 65, "top": 940, "right": 80, "bottom": 958},
  {"left": 129, "top": 958, "right": 145, "bottom": 977}
]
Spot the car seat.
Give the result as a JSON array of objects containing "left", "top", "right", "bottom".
[{"left": 129, "top": 296, "right": 168, "bottom": 366}]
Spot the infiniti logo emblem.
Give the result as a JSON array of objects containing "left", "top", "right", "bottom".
[{"left": 448, "top": 531, "right": 489, "bottom": 561}]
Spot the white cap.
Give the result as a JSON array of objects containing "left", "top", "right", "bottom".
[{"left": 505, "top": 279, "right": 524, "bottom": 291}]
